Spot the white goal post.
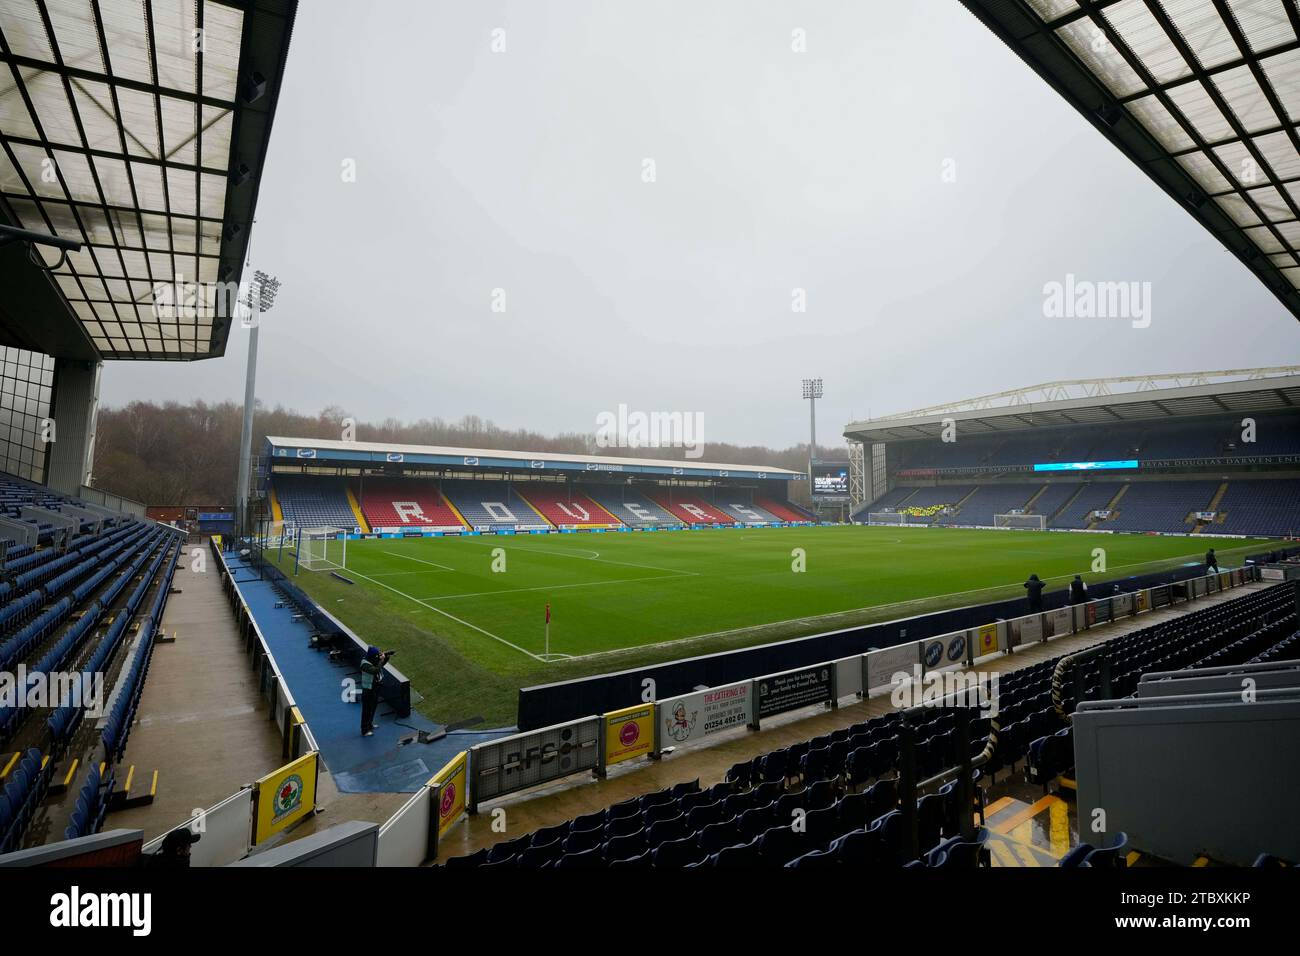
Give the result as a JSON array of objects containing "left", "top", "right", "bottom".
[
  {"left": 866, "top": 512, "right": 908, "bottom": 526},
  {"left": 297, "top": 526, "right": 348, "bottom": 571},
  {"left": 994, "top": 513, "right": 1046, "bottom": 530}
]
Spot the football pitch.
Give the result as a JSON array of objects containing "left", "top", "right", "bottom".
[{"left": 273, "top": 526, "right": 1270, "bottom": 725}]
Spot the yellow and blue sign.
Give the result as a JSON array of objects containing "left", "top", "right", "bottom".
[{"left": 252, "top": 750, "right": 318, "bottom": 845}]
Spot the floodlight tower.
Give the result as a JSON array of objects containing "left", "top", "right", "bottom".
[
  {"left": 801, "top": 378, "right": 823, "bottom": 492},
  {"left": 235, "top": 270, "right": 282, "bottom": 538}
]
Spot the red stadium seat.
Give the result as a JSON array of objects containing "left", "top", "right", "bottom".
[
  {"left": 644, "top": 491, "right": 732, "bottom": 525},
  {"left": 358, "top": 479, "right": 467, "bottom": 530},
  {"left": 513, "top": 487, "right": 624, "bottom": 528},
  {"left": 756, "top": 499, "right": 814, "bottom": 522}
]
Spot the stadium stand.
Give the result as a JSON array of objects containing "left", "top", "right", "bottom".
[
  {"left": 890, "top": 415, "right": 1300, "bottom": 473},
  {"left": 584, "top": 487, "right": 679, "bottom": 527},
  {"left": 1026, "top": 583, "right": 1300, "bottom": 790},
  {"left": 441, "top": 707, "right": 991, "bottom": 869},
  {"left": 947, "top": 485, "right": 1036, "bottom": 527},
  {"left": 1130, "top": 422, "right": 1216, "bottom": 461},
  {"left": 442, "top": 580, "right": 1298, "bottom": 869},
  {"left": 357, "top": 478, "right": 467, "bottom": 530},
  {"left": 1215, "top": 480, "right": 1300, "bottom": 538},
  {"left": 1027, "top": 483, "right": 1077, "bottom": 524},
  {"left": 892, "top": 440, "right": 993, "bottom": 470},
  {"left": 862, "top": 475, "right": 1300, "bottom": 536},
  {"left": 273, "top": 473, "right": 818, "bottom": 533},
  {"left": 708, "top": 494, "right": 783, "bottom": 524},
  {"left": 897, "top": 485, "right": 975, "bottom": 524},
  {"left": 0, "top": 473, "right": 182, "bottom": 852},
  {"left": 1051, "top": 483, "right": 1121, "bottom": 529},
  {"left": 851, "top": 486, "right": 917, "bottom": 519},
  {"left": 442, "top": 480, "right": 549, "bottom": 529},
  {"left": 756, "top": 498, "right": 815, "bottom": 522},
  {"left": 984, "top": 435, "right": 1061, "bottom": 467},
  {"left": 274, "top": 475, "right": 360, "bottom": 531},
  {"left": 514, "top": 486, "right": 623, "bottom": 528},
  {"left": 1102, "top": 481, "right": 1218, "bottom": 533},
  {"left": 645, "top": 490, "right": 734, "bottom": 525},
  {"left": 60, "top": 531, "right": 181, "bottom": 843}
]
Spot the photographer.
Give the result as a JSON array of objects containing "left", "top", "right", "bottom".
[{"left": 359, "top": 645, "right": 395, "bottom": 737}]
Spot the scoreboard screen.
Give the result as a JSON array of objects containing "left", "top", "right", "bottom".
[{"left": 811, "top": 462, "right": 850, "bottom": 499}]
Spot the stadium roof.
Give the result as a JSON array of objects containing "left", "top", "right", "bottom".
[
  {"left": 264, "top": 436, "right": 806, "bottom": 481},
  {"left": 0, "top": 0, "right": 297, "bottom": 362},
  {"left": 960, "top": 0, "right": 1300, "bottom": 323},
  {"left": 843, "top": 366, "right": 1300, "bottom": 441}
]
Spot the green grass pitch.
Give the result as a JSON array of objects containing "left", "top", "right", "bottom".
[{"left": 272, "top": 526, "right": 1270, "bottom": 726}]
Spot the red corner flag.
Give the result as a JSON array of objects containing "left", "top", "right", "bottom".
[{"left": 545, "top": 603, "right": 551, "bottom": 624}]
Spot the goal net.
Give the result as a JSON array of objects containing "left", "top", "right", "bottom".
[
  {"left": 297, "top": 526, "right": 348, "bottom": 571},
  {"left": 995, "top": 513, "right": 1046, "bottom": 531},
  {"left": 867, "top": 512, "right": 908, "bottom": 526}
]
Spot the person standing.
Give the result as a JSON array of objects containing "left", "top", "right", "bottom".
[
  {"left": 1024, "top": 573, "right": 1045, "bottom": 613},
  {"left": 1205, "top": 548, "right": 1219, "bottom": 574},
  {"left": 144, "top": 828, "right": 200, "bottom": 868},
  {"left": 359, "top": 646, "right": 389, "bottom": 737},
  {"left": 1069, "top": 574, "right": 1088, "bottom": 605}
]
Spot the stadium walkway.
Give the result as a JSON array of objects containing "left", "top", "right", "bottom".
[
  {"left": 433, "top": 580, "right": 1270, "bottom": 862},
  {"left": 108, "top": 548, "right": 283, "bottom": 842}
]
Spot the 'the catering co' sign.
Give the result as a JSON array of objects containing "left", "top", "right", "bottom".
[
  {"left": 755, "top": 666, "right": 833, "bottom": 721},
  {"left": 658, "top": 681, "right": 752, "bottom": 748}
]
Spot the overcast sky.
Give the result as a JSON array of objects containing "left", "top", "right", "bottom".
[{"left": 99, "top": 0, "right": 1299, "bottom": 451}]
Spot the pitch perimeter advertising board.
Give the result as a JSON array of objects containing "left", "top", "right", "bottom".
[
  {"left": 602, "top": 704, "right": 655, "bottom": 767},
  {"left": 658, "top": 682, "right": 753, "bottom": 748}
]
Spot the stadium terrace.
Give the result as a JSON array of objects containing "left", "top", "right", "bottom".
[
  {"left": 263, "top": 435, "right": 812, "bottom": 539},
  {"left": 845, "top": 370, "right": 1300, "bottom": 538}
]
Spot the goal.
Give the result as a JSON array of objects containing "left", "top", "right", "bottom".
[
  {"left": 297, "top": 526, "right": 348, "bottom": 571},
  {"left": 995, "top": 513, "right": 1046, "bottom": 531},
  {"left": 866, "top": 512, "right": 908, "bottom": 526}
]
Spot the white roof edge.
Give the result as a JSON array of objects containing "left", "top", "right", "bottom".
[
  {"left": 264, "top": 436, "right": 802, "bottom": 476},
  {"left": 844, "top": 372, "right": 1300, "bottom": 437}
]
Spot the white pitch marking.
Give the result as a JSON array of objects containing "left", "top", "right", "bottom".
[
  {"left": 382, "top": 550, "right": 455, "bottom": 571},
  {"left": 475, "top": 541, "right": 698, "bottom": 577},
  {"left": 558, "top": 549, "right": 1247, "bottom": 662},
  {"left": 416, "top": 572, "right": 690, "bottom": 602},
  {"left": 345, "top": 568, "right": 543, "bottom": 661}
]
